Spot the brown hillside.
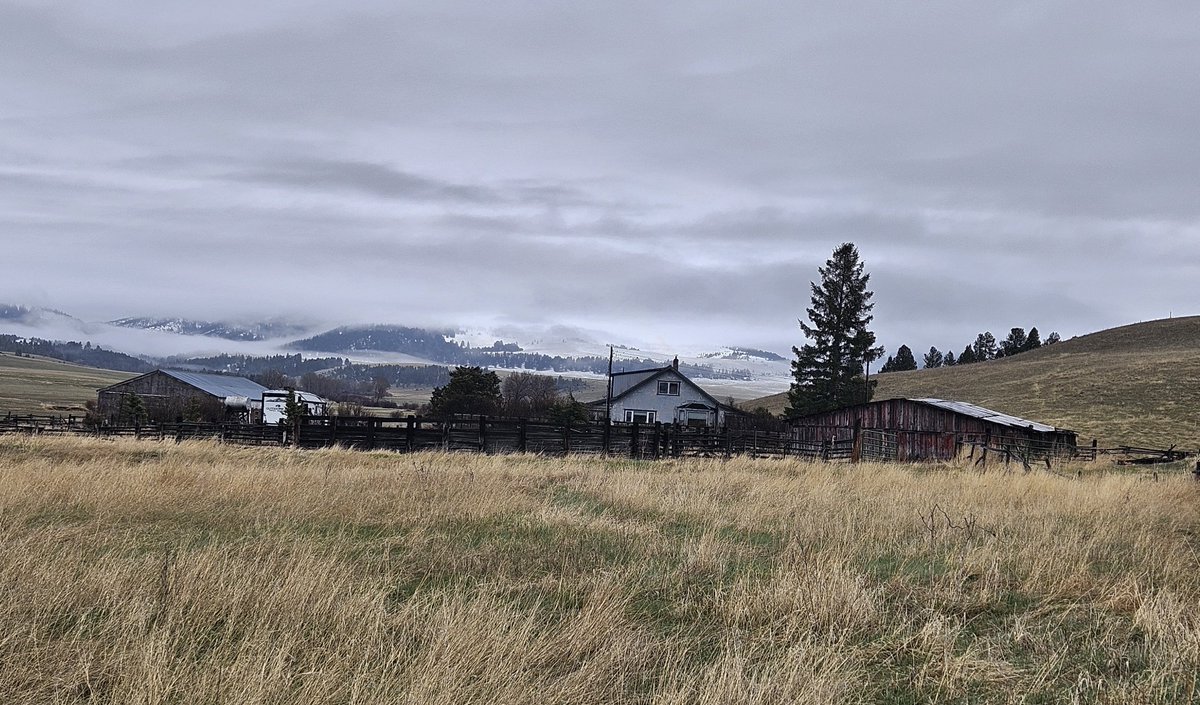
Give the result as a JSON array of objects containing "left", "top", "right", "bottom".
[
  {"left": 750, "top": 316, "right": 1200, "bottom": 449},
  {"left": 0, "top": 353, "right": 134, "bottom": 416}
]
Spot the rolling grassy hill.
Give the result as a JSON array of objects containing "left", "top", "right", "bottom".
[
  {"left": 0, "top": 352, "right": 135, "bottom": 416},
  {"left": 750, "top": 316, "right": 1200, "bottom": 449}
]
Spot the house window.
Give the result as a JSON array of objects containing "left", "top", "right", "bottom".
[
  {"left": 657, "top": 381, "right": 680, "bottom": 396},
  {"left": 624, "top": 410, "right": 657, "bottom": 424}
]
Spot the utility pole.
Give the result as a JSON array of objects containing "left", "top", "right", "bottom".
[
  {"left": 603, "top": 346, "right": 614, "bottom": 454},
  {"left": 605, "top": 345, "right": 614, "bottom": 421},
  {"left": 863, "top": 353, "right": 875, "bottom": 405}
]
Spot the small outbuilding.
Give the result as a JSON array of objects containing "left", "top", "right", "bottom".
[
  {"left": 97, "top": 369, "right": 268, "bottom": 423},
  {"left": 788, "top": 397, "right": 1077, "bottom": 462}
]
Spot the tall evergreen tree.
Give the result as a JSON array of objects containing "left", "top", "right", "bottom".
[
  {"left": 923, "top": 346, "right": 944, "bottom": 369},
  {"left": 1045, "top": 331, "right": 1061, "bottom": 345},
  {"left": 786, "top": 243, "right": 882, "bottom": 417},
  {"left": 1025, "top": 327, "right": 1042, "bottom": 350},
  {"left": 999, "top": 327, "right": 1028, "bottom": 357},
  {"left": 119, "top": 393, "right": 148, "bottom": 425},
  {"left": 972, "top": 332, "right": 997, "bottom": 361},
  {"left": 878, "top": 354, "right": 896, "bottom": 373},
  {"left": 958, "top": 345, "right": 977, "bottom": 365},
  {"left": 889, "top": 344, "right": 918, "bottom": 371},
  {"left": 943, "top": 350, "right": 956, "bottom": 366},
  {"left": 429, "top": 366, "right": 502, "bottom": 417}
]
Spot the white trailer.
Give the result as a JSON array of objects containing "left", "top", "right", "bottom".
[{"left": 260, "top": 390, "right": 329, "bottom": 425}]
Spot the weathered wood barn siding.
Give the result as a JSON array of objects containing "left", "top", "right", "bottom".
[
  {"left": 98, "top": 371, "right": 207, "bottom": 421},
  {"left": 789, "top": 398, "right": 1077, "bottom": 461},
  {"left": 97, "top": 370, "right": 266, "bottom": 423}
]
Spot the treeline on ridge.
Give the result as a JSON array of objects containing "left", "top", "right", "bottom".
[
  {"left": 0, "top": 334, "right": 153, "bottom": 373},
  {"left": 880, "top": 326, "right": 1061, "bottom": 372}
]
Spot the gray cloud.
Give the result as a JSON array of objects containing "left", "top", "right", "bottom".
[{"left": 2, "top": 1, "right": 1199, "bottom": 357}]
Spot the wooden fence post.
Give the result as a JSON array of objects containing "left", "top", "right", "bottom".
[
  {"left": 652, "top": 422, "right": 662, "bottom": 460},
  {"left": 851, "top": 419, "right": 862, "bottom": 463},
  {"left": 518, "top": 418, "right": 527, "bottom": 453},
  {"left": 630, "top": 421, "right": 640, "bottom": 459},
  {"left": 1091, "top": 438, "right": 1098, "bottom": 461},
  {"left": 406, "top": 417, "right": 415, "bottom": 453},
  {"left": 478, "top": 415, "right": 488, "bottom": 453}
]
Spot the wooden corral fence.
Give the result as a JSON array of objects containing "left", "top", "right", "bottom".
[
  {"left": 1, "top": 413, "right": 851, "bottom": 460},
  {"left": 0, "top": 412, "right": 1188, "bottom": 466}
]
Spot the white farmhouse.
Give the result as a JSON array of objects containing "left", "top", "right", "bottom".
[{"left": 594, "top": 358, "right": 736, "bottom": 428}]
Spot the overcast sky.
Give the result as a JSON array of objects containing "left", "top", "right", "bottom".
[{"left": 2, "top": 1, "right": 1198, "bottom": 357}]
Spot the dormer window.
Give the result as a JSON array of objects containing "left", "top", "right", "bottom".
[{"left": 657, "top": 380, "right": 680, "bottom": 396}]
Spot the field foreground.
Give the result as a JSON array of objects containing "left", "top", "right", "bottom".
[{"left": 1, "top": 437, "right": 1198, "bottom": 704}]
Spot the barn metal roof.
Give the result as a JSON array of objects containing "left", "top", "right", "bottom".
[
  {"left": 912, "top": 398, "right": 1058, "bottom": 433},
  {"left": 160, "top": 369, "right": 268, "bottom": 400}
]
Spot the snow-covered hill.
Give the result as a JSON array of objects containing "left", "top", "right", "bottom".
[
  {"left": 1, "top": 304, "right": 793, "bottom": 398},
  {"left": 110, "top": 317, "right": 309, "bottom": 342}
]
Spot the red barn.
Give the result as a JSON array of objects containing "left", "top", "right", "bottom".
[{"left": 788, "top": 397, "right": 1077, "bottom": 462}]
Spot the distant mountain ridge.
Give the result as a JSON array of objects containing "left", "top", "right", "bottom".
[
  {"left": 0, "top": 334, "right": 152, "bottom": 373},
  {"left": 2, "top": 305, "right": 769, "bottom": 382},
  {"left": 110, "top": 317, "right": 309, "bottom": 341},
  {"left": 286, "top": 324, "right": 757, "bottom": 379},
  {"left": 287, "top": 325, "right": 463, "bottom": 360},
  {"left": 700, "top": 347, "right": 787, "bottom": 363}
]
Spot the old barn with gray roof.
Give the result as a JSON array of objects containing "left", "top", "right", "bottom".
[
  {"left": 787, "top": 397, "right": 1077, "bottom": 462},
  {"left": 97, "top": 369, "right": 267, "bottom": 424}
]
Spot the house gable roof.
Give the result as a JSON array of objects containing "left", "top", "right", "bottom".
[
  {"left": 596, "top": 365, "right": 730, "bottom": 411},
  {"left": 609, "top": 366, "right": 663, "bottom": 398}
]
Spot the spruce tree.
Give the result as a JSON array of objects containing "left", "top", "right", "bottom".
[
  {"left": 972, "top": 332, "right": 997, "bottom": 361},
  {"left": 1025, "top": 327, "right": 1042, "bottom": 350},
  {"left": 999, "top": 327, "right": 1028, "bottom": 357},
  {"left": 786, "top": 243, "right": 882, "bottom": 416},
  {"left": 891, "top": 344, "right": 917, "bottom": 371},
  {"left": 958, "top": 345, "right": 977, "bottom": 365},
  {"left": 119, "top": 393, "right": 148, "bottom": 425},
  {"left": 281, "top": 389, "right": 307, "bottom": 428},
  {"left": 943, "top": 350, "right": 956, "bottom": 366},
  {"left": 923, "top": 346, "right": 944, "bottom": 369},
  {"left": 429, "top": 366, "right": 503, "bottom": 417}
]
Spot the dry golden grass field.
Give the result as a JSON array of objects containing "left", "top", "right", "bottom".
[
  {"left": 751, "top": 316, "right": 1200, "bottom": 449},
  {"left": 2, "top": 435, "right": 1198, "bottom": 704},
  {"left": 0, "top": 353, "right": 134, "bottom": 417}
]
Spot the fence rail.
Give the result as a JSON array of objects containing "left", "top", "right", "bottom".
[
  {"left": 2, "top": 412, "right": 1185, "bottom": 465},
  {"left": 0, "top": 414, "right": 857, "bottom": 461}
]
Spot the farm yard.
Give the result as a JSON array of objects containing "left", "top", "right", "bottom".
[{"left": 1, "top": 434, "right": 1198, "bottom": 704}]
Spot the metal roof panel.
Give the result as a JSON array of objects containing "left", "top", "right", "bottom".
[
  {"left": 912, "top": 397, "right": 1058, "bottom": 433},
  {"left": 161, "top": 369, "right": 269, "bottom": 399}
]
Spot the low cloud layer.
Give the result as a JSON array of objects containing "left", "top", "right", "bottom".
[{"left": 3, "top": 1, "right": 1198, "bottom": 357}]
